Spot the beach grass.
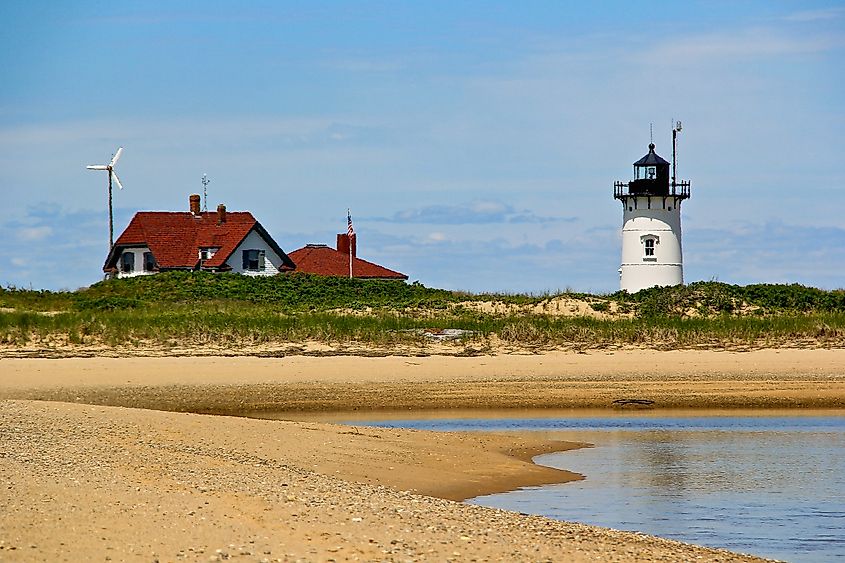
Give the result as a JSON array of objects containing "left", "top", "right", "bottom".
[{"left": 2, "top": 273, "right": 844, "bottom": 351}]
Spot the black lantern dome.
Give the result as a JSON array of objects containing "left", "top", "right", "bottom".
[
  {"left": 630, "top": 143, "right": 670, "bottom": 195},
  {"left": 613, "top": 135, "right": 690, "bottom": 202}
]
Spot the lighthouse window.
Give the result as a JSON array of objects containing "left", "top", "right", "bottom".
[
  {"left": 644, "top": 239, "right": 655, "bottom": 256},
  {"left": 647, "top": 166, "right": 656, "bottom": 179}
]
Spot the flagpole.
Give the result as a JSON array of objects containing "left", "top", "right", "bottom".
[{"left": 348, "top": 209, "right": 353, "bottom": 279}]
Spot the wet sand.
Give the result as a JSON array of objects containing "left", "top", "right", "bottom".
[
  {"left": 3, "top": 349, "right": 837, "bottom": 561},
  {"left": 2, "top": 348, "right": 843, "bottom": 412}
]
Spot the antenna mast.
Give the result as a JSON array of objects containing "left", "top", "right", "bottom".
[
  {"left": 201, "top": 174, "right": 210, "bottom": 212},
  {"left": 672, "top": 121, "right": 682, "bottom": 188}
]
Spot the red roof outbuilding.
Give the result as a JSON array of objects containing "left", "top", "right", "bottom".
[{"left": 288, "top": 234, "right": 407, "bottom": 280}]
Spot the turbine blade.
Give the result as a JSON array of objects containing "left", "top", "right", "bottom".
[
  {"left": 110, "top": 147, "right": 123, "bottom": 167},
  {"left": 111, "top": 171, "right": 124, "bottom": 190},
  {"left": 87, "top": 165, "right": 108, "bottom": 170}
]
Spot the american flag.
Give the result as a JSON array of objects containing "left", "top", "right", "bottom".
[{"left": 347, "top": 209, "right": 355, "bottom": 237}]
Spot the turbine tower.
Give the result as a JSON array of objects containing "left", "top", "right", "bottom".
[{"left": 86, "top": 147, "right": 125, "bottom": 251}]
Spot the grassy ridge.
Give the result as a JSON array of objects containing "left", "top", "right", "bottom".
[
  {"left": 1, "top": 273, "right": 844, "bottom": 351},
  {"left": 3, "top": 309, "right": 843, "bottom": 350},
  {"left": 620, "top": 281, "right": 845, "bottom": 316},
  {"left": 3, "top": 307, "right": 844, "bottom": 349},
  {"left": 75, "top": 271, "right": 462, "bottom": 310},
  {"left": 1, "top": 272, "right": 459, "bottom": 312},
  {"left": 6, "top": 273, "right": 842, "bottom": 313}
]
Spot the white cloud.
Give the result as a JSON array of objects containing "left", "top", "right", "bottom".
[
  {"left": 17, "top": 226, "right": 52, "bottom": 241},
  {"left": 323, "top": 58, "right": 407, "bottom": 73},
  {"left": 371, "top": 200, "right": 571, "bottom": 225},
  {"left": 782, "top": 7, "right": 845, "bottom": 22},
  {"left": 0, "top": 205, "right": 110, "bottom": 290},
  {"left": 0, "top": 116, "right": 360, "bottom": 148},
  {"left": 685, "top": 221, "right": 845, "bottom": 290},
  {"left": 642, "top": 28, "right": 842, "bottom": 65},
  {"left": 357, "top": 219, "right": 845, "bottom": 293},
  {"left": 470, "top": 201, "right": 508, "bottom": 214}
]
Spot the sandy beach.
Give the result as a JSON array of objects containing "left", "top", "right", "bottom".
[
  {"left": 3, "top": 348, "right": 842, "bottom": 561},
  {"left": 2, "top": 348, "right": 843, "bottom": 412}
]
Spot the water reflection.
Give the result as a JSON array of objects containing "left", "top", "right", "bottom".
[
  {"left": 474, "top": 426, "right": 845, "bottom": 563},
  {"left": 356, "top": 414, "right": 845, "bottom": 563}
]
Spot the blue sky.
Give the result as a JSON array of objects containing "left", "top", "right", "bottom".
[{"left": 2, "top": 1, "right": 843, "bottom": 292}]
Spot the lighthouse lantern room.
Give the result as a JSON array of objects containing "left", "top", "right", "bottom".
[{"left": 614, "top": 123, "right": 691, "bottom": 293}]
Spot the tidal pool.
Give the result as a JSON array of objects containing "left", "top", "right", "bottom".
[{"left": 358, "top": 412, "right": 845, "bottom": 563}]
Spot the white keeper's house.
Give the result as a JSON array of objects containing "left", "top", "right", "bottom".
[{"left": 103, "top": 194, "right": 295, "bottom": 277}]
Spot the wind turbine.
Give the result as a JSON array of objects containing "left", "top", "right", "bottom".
[{"left": 86, "top": 147, "right": 124, "bottom": 251}]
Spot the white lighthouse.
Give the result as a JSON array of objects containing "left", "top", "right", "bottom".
[{"left": 614, "top": 124, "right": 691, "bottom": 292}]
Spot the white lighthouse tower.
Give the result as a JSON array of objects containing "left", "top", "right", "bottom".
[{"left": 614, "top": 123, "right": 691, "bottom": 292}]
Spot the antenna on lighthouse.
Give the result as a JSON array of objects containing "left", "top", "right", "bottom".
[
  {"left": 201, "top": 173, "right": 210, "bottom": 212},
  {"left": 672, "top": 120, "right": 682, "bottom": 188}
]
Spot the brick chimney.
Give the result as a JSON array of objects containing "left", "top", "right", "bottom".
[
  {"left": 217, "top": 204, "right": 227, "bottom": 224},
  {"left": 336, "top": 233, "right": 356, "bottom": 257},
  {"left": 189, "top": 194, "right": 201, "bottom": 215}
]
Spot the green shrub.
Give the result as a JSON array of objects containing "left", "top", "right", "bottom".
[
  {"left": 73, "top": 296, "right": 142, "bottom": 311},
  {"left": 589, "top": 301, "right": 610, "bottom": 312}
]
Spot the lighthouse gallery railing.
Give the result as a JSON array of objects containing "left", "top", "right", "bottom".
[{"left": 614, "top": 181, "right": 690, "bottom": 199}]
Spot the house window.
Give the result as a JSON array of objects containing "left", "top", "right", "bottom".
[
  {"left": 199, "top": 247, "right": 219, "bottom": 260},
  {"left": 121, "top": 252, "right": 135, "bottom": 273},
  {"left": 242, "top": 249, "right": 265, "bottom": 271},
  {"left": 644, "top": 238, "right": 655, "bottom": 256},
  {"left": 143, "top": 252, "right": 156, "bottom": 272}
]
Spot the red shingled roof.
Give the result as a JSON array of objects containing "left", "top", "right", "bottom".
[
  {"left": 288, "top": 244, "right": 407, "bottom": 280},
  {"left": 103, "top": 211, "right": 294, "bottom": 271}
]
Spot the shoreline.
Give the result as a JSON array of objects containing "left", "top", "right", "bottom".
[
  {"left": 2, "top": 349, "right": 833, "bottom": 561},
  {"left": 1, "top": 400, "right": 771, "bottom": 561}
]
